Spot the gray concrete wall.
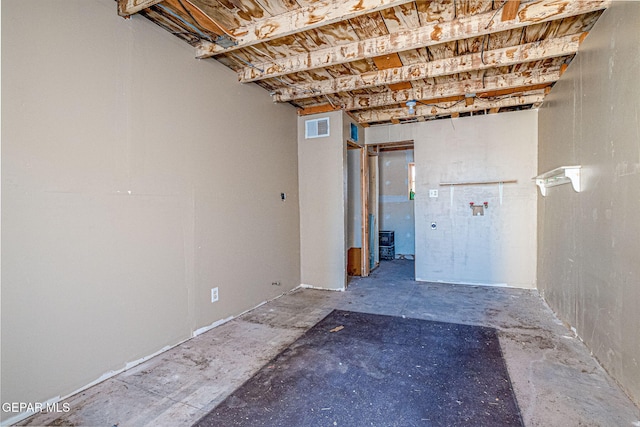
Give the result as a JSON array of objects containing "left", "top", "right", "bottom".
[
  {"left": 379, "top": 150, "right": 415, "bottom": 257},
  {"left": 367, "top": 110, "right": 538, "bottom": 288},
  {"left": 1, "top": 0, "right": 300, "bottom": 422},
  {"left": 537, "top": 2, "right": 640, "bottom": 406},
  {"left": 298, "top": 111, "right": 346, "bottom": 290}
]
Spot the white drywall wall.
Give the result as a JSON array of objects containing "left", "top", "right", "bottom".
[
  {"left": 1, "top": 0, "right": 300, "bottom": 422},
  {"left": 298, "top": 112, "right": 365, "bottom": 287},
  {"left": 298, "top": 111, "right": 347, "bottom": 290},
  {"left": 367, "top": 110, "right": 538, "bottom": 287},
  {"left": 537, "top": 2, "right": 640, "bottom": 406}
]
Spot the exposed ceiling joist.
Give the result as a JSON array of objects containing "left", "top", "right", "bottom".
[
  {"left": 195, "top": 0, "right": 416, "bottom": 57},
  {"left": 296, "top": 103, "right": 342, "bottom": 116},
  {"left": 372, "top": 54, "right": 413, "bottom": 91},
  {"left": 239, "top": 0, "right": 609, "bottom": 82},
  {"left": 273, "top": 33, "right": 584, "bottom": 102},
  {"left": 351, "top": 91, "right": 546, "bottom": 123},
  {"left": 501, "top": 0, "right": 521, "bottom": 22},
  {"left": 338, "top": 68, "right": 561, "bottom": 111},
  {"left": 126, "top": 0, "right": 610, "bottom": 126},
  {"left": 118, "top": 0, "right": 164, "bottom": 16},
  {"left": 163, "top": 0, "right": 232, "bottom": 39}
]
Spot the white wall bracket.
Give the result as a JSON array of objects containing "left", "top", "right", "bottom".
[{"left": 534, "top": 166, "right": 581, "bottom": 196}]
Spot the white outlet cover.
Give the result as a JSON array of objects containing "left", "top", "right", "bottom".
[
  {"left": 211, "top": 287, "right": 219, "bottom": 303},
  {"left": 429, "top": 189, "right": 438, "bottom": 198}
]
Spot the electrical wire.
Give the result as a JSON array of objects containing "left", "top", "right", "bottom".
[
  {"left": 416, "top": 98, "right": 467, "bottom": 110},
  {"left": 230, "top": 55, "right": 315, "bottom": 94},
  {"left": 248, "top": 44, "right": 274, "bottom": 60},
  {"left": 176, "top": 0, "right": 238, "bottom": 46},
  {"left": 214, "top": 0, "right": 235, "bottom": 13},
  {"left": 182, "top": 0, "right": 237, "bottom": 40},
  {"left": 411, "top": 89, "right": 531, "bottom": 114},
  {"left": 177, "top": 0, "right": 202, "bottom": 31},
  {"left": 274, "top": 76, "right": 312, "bottom": 90},
  {"left": 231, "top": 53, "right": 264, "bottom": 73},
  {"left": 228, "top": 52, "right": 303, "bottom": 95},
  {"left": 157, "top": 4, "right": 213, "bottom": 42},
  {"left": 481, "top": 33, "right": 490, "bottom": 65},
  {"left": 324, "top": 95, "right": 337, "bottom": 108},
  {"left": 485, "top": 1, "right": 508, "bottom": 29}
]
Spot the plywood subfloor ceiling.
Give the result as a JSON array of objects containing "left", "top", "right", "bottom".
[{"left": 118, "top": 0, "right": 610, "bottom": 126}]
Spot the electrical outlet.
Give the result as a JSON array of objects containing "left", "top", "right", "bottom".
[
  {"left": 211, "top": 287, "right": 219, "bottom": 303},
  {"left": 429, "top": 189, "right": 438, "bottom": 198}
]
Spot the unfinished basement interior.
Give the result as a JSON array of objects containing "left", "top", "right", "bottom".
[{"left": 1, "top": 0, "right": 639, "bottom": 425}]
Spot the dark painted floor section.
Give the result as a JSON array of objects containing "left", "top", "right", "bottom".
[{"left": 195, "top": 309, "right": 523, "bottom": 427}]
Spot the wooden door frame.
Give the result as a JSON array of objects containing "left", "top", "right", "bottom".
[
  {"left": 360, "top": 146, "right": 369, "bottom": 277},
  {"left": 347, "top": 140, "right": 371, "bottom": 277},
  {"left": 366, "top": 145, "right": 380, "bottom": 273}
]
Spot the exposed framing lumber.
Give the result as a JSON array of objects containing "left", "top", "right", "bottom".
[
  {"left": 239, "top": 0, "right": 609, "bottom": 82},
  {"left": 196, "top": 0, "right": 416, "bottom": 57},
  {"left": 373, "top": 54, "right": 413, "bottom": 91},
  {"left": 118, "top": 0, "right": 164, "bottom": 16},
  {"left": 351, "top": 91, "right": 545, "bottom": 123},
  {"left": 360, "top": 147, "right": 369, "bottom": 277},
  {"left": 371, "top": 140, "right": 415, "bottom": 152},
  {"left": 273, "top": 33, "right": 583, "bottom": 102},
  {"left": 338, "top": 68, "right": 560, "bottom": 111},
  {"left": 298, "top": 103, "right": 342, "bottom": 116},
  {"left": 163, "top": 0, "right": 231, "bottom": 38},
  {"left": 501, "top": 0, "right": 521, "bottom": 21}
]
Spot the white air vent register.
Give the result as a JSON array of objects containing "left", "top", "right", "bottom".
[{"left": 305, "top": 117, "right": 330, "bottom": 139}]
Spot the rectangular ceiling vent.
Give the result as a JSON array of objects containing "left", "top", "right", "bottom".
[{"left": 305, "top": 117, "right": 330, "bottom": 139}]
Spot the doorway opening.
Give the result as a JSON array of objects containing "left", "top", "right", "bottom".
[
  {"left": 346, "top": 140, "right": 376, "bottom": 279},
  {"left": 368, "top": 140, "right": 416, "bottom": 276}
]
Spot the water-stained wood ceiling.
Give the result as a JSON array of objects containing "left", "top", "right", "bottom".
[{"left": 118, "top": 0, "right": 610, "bottom": 126}]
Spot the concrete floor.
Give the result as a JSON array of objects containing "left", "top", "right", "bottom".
[{"left": 19, "top": 260, "right": 640, "bottom": 426}]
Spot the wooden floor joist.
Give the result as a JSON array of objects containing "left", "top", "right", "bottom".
[
  {"left": 239, "top": 0, "right": 609, "bottom": 82},
  {"left": 351, "top": 91, "right": 545, "bottom": 123},
  {"left": 121, "top": 0, "right": 612, "bottom": 127},
  {"left": 337, "top": 68, "right": 560, "bottom": 111},
  {"left": 298, "top": 103, "right": 342, "bottom": 116},
  {"left": 501, "top": 0, "right": 521, "bottom": 21},
  {"left": 273, "top": 33, "right": 583, "bottom": 102},
  {"left": 118, "top": 0, "right": 164, "bottom": 16},
  {"left": 196, "top": 0, "right": 416, "bottom": 57}
]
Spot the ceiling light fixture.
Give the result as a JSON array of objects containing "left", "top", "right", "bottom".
[{"left": 406, "top": 100, "right": 417, "bottom": 115}]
